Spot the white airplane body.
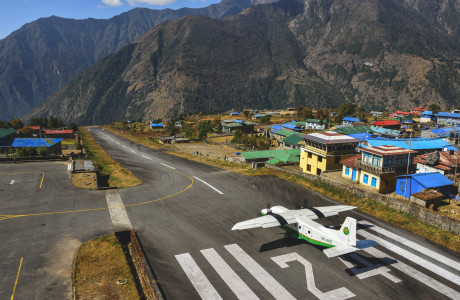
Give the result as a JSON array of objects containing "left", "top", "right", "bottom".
[{"left": 232, "top": 205, "right": 377, "bottom": 257}]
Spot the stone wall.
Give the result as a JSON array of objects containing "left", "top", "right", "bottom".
[{"left": 265, "top": 164, "right": 460, "bottom": 235}]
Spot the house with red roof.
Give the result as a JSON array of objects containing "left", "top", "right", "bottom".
[
  {"left": 42, "top": 129, "right": 74, "bottom": 139},
  {"left": 410, "top": 106, "right": 427, "bottom": 116},
  {"left": 371, "top": 120, "right": 401, "bottom": 130},
  {"left": 390, "top": 111, "right": 411, "bottom": 118},
  {"left": 415, "top": 150, "right": 460, "bottom": 179},
  {"left": 341, "top": 145, "right": 417, "bottom": 193}
]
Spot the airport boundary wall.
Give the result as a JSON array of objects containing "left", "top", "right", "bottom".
[{"left": 265, "top": 164, "right": 460, "bottom": 235}]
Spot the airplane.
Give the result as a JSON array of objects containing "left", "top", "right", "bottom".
[{"left": 232, "top": 205, "right": 377, "bottom": 257}]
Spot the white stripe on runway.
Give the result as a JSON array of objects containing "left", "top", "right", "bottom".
[
  {"left": 193, "top": 176, "right": 224, "bottom": 195},
  {"left": 358, "top": 229, "right": 460, "bottom": 286},
  {"left": 105, "top": 190, "right": 132, "bottom": 231},
  {"left": 362, "top": 245, "right": 460, "bottom": 300},
  {"left": 201, "top": 248, "right": 259, "bottom": 300},
  {"left": 130, "top": 149, "right": 136, "bottom": 153},
  {"left": 142, "top": 155, "right": 150, "bottom": 159},
  {"left": 225, "top": 244, "right": 295, "bottom": 300},
  {"left": 160, "top": 163, "right": 176, "bottom": 169},
  {"left": 359, "top": 220, "right": 460, "bottom": 271},
  {"left": 175, "top": 253, "right": 223, "bottom": 300}
]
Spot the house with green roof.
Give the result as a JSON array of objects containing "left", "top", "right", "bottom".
[
  {"left": 280, "top": 134, "right": 303, "bottom": 149},
  {"left": 305, "top": 119, "right": 328, "bottom": 130},
  {"left": 242, "top": 148, "right": 300, "bottom": 165},
  {"left": 0, "top": 128, "right": 17, "bottom": 145},
  {"left": 332, "top": 126, "right": 373, "bottom": 135}
]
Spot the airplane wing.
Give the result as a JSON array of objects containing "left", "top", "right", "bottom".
[{"left": 232, "top": 205, "right": 356, "bottom": 230}]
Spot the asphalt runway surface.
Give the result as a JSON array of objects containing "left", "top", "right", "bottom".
[
  {"left": 0, "top": 126, "right": 459, "bottom": 299},
  {"left": 88, "top": 127, "right": 460, "bottom": 300}
]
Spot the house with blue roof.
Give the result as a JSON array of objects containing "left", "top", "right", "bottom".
[
  {"left": 437, "top": 112, "right": 460, "bottom": 127},
  {"left": 369, "top": 126, "right": 402, "bottom": 138},
  {"left": 420, "top": 111, "right": 436, "bottom": 123},
  {"left": 0, "top": 138, "right": 63, "bottom": 154},
  {"left": 281, "top": 123, "right": 303, "bottom": 132},
  {"left": 229, "top": 112, "right": 240, "bottom": 116},
  {"left": 362, "top": 137, "right": 456, "bottom": 154},
  {"left": 395, "top": 172, "right": 453, "bottom": 199},
  {"left": 342, "top": 117, "right": 361, "bottom": 125},
  {"left": 150, "top": 123, "right": 165, "bottom": 128}
]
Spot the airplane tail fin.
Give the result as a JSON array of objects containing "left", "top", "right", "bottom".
[{"left": 339, "top": 217, "right": 356, "bottom": 246}]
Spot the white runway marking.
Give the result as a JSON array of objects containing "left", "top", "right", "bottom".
[
  {"left": 201, "top": 248, "right": 259, "bottom": 300},
  {"left": 193, "top": 176, "right": 223, "bottom": 194},
  {"left": 362, "top": 245, "right": 460, "bottom": 300},
  {"left": 225, "top": 244, "right": 295, "bottom": 300},
  {"left": 175, "top": 253, "right": 223, "bottom": 300},
  {"left": 358, "top": 229, "right": 460, "bottom": 286},
  {"left": 359, "top": 220, "right": 460, "bottom": 271},
  {"left": 10, "top": 180, "right": 14, "bottom": 185},
  {"left": 130, "top": 149, "right": 136, "bottom": 153},
  {"left": 105, "top": 190, "right": 132, "bottom": 231},
  {"left": 160, "top": 163, "right": 176, "bottom": 169},
  {"left": 142, "top": 155, "right": 150, "bottom": 159}
]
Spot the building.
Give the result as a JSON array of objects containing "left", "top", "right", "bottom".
[
  {"left": 229, "top": 112, "right": 240, "bottom": 116},
  {"left": 42, "top": 129, "right": 74, "bottom": 139},
  {"left": 149, "top": 123, "right": 165, "bottom": 128},
  {"left": 271, "top": 128, "right": 298, "bottom": 141},
  {"left": 333, "top": 126, "right": 373, "bottom": 136},
  {"left": 437, "top": 112, "right": 460, "bottom": 126},
  {"left": 341, "top": 146, "right": 417, "bottom": 193},
  {"left": 370, "top": 126, "right": 402, "bottom": 138},
  {"left": 242, "top": 148, "right": 300, "bottom": 165},
  {"left": 391, "top": 111, "right": 411, "bottom": 118},
  {"left": 342, "top": 117, "right": 361, "bottom": 125},
  {"left": 371, "top": 120, "right": 401, "bottom": 130},
  {"left": 370, "top": 111, "right": 383, "bottom": 117},
  {"left": 0, "top": 128, "right": 16, "bottom": 145},
  {"left": 363, "top": 137, "right": 456, "bottom": 154},
  {"left": 395, "top": 172, "right": 453, "bottom": 198},
  {"left": 281, "top": 122, "right": 303, "bottom": 132},
  {"left": 280, "top": 134, "right": 303, "bottom": 149},
  {"left": 411, "top": 106, "right": 427, "bottom": 116},
  {"left": 222, "top": 120, "right": 254, "bottom": 133},
  {"left": 400, "top": 119, "right": 414, "bottom": 129},
  {"left": 305, "top": 119, "right": 327, "bottom": 130},
  {"left": 415, "top": 150, "right": 460, "bottom": 178},
  {"left": 420, "top": 111, "right": 436, "bottom": 124},
  {"left": 300, "top": 131, "right": 360, "bottom": 175},
  {"left": 0, "top": 138, "right": 63, "bottom": 154},
  {"left": 252, "top": 114, "right": 266, "bottom": 120}
]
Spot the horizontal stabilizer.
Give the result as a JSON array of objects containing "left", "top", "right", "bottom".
[
  {"left": 323, "top": 245, "right": 356, "bottom": 258},
  {"left": 356, "top": 239, "right": 379, "bottom": 250}
]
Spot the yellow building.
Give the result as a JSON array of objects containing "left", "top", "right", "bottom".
[{"left": 300, "top": 131, "right": 360, "bottom": 175}]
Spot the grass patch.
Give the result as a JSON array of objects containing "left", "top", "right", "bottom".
[
  {"left": 61, "top": 139, "right": 78, "bottom": 146},
  {"left": 71, "top": 173, "right": 98, "bottom": 190},
  {"left": 73, "top": 234, "right": 141, "bottom": 300},
  {"left": 79, "top": 127, "right": 142, "bottom": 188}
]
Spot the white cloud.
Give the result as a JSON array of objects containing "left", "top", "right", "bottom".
[
  {"left": 102, "top": 0, "right": 124, "bottom": 7},
  {"left": 126, "top": 0, "right": 177, "bottom": 6}
]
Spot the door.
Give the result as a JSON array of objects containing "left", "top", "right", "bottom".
[{"left": 352, "top": 169, "right": 357, "bottom": 182}]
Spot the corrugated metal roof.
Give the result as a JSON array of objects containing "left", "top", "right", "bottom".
[
  {"left": 43, "top": 130, "right": 73, "bottom": 134},
  {"left": 282, "top": 123, "right": 300, "bottom": 130},
  {"left": 361, "top": 145, "right": 414, "bottom": 156},
  {"left": 11, "top": 138, "right": 63, "bottom": 147},
  {"left": 242, "top": 148, "right": 300, "bottom": 160},
  {"left": 343, "top": 117, "right": 360, "bottom": 122},
  {"left": 73, "top": 160, "right": 96, "bottom": 172},
  {"left": 0, "top": 128, "right": 17, "bottom": 139},
  {"left": 397, "top": 172, "right": 453, "bottom": 188},
  {"left": 340, "top": 154, "right": 361, "bottom": 168},
  {"left": 301, "top": 131, "right": 361, "bottom": 145},
  {"left": 333, "top": 126, "right": 373, "bottom": 135},
  {"left": 366, "top": 138, "right": 451, "bottom": 150},
  {"left": 150, "top": 123, "right": 164, "bottom": 127},
  {"left": 372, "top": 120, "right": 400, "bottom": 126},
  {"left": 438, "top": 112, "right": 460, "bottom": 118},
  {"left": 282, "top": 134, "right": 303, "bottom": 146},
  {"left": 306, "top": 119, "right": 321, "bottom": 123},
  {"left": 370, "top": 126, "right": 401, "bottom": 136},
  {"left": 348, "top": 133, "right": 372, "bottom": 141},
  {"left": 274, "top": 129, "right": 301, "bottom": 137}
]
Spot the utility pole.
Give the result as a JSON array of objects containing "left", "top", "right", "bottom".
[
  {"left": 455, "top": 133, "right": 460, "bottom": 192},
  {"left": 404, "top": 130, "right": 413, "bottom": 199}
]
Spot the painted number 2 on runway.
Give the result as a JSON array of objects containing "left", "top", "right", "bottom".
[{"left": 272, "top": 253, "right": 355, "bottom": 300}]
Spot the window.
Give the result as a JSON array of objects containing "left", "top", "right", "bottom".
[
  {"left": 318, "top": 156, "right": 323, "bottom": 162},
  {"left": 400, "top": 181, "right": 406, "bottom": 193},
  {"left": 345, "top": 167, "right": 350, "bottom": 175},
  {"left": 308, "top": 152, "right": 312, "bottom": 158},
  {"left": 335, "top": 156, "right": 341, "bottom": 164},
  {"left": 371, "top": 177, "right": 377, "bottom": 187},
  {"left": 363, "top": 174, "right": 369, "bottom": 184},
  {"left": 307, "top": 164, "right": 311, "bottom": 172},
  {"left": 317, "top": 168, "right": 322, "bottom": 176}
]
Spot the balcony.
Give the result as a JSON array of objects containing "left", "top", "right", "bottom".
[{"left": 355, "top": 160, "right": 414, "bottom": 174}]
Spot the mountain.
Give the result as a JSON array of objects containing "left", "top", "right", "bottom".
[
  {"left": 26, "top": 2, "right": 343, "bottom": 125},
  {"left": 27, "top": 0, "right": 460, "bottom": 124},
  {"left": 0, "top": 0, "right": 273, "bottom": 121}
]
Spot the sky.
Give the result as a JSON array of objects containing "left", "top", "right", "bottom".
[{"left": 0, "top": 0, "right": 220, "bottom": 40}]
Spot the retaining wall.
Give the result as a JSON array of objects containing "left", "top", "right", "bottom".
[{"left": 265, "top": 164, "right": 460, "bottom": 235}]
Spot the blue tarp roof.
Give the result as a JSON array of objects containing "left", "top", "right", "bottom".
[
  {"left": 430, "top": 127, "right": 460, "bottom": 137},
  {"left": 253, "top": 114, "right": 265, "bottom": 117},
  {"left": 230, "top": 112, "right": 240, "bottom": 115},
  {"left": 343, "top": 117, "right": 360, "bottom": 122},
  {"left": 150, "top": 123, "right": 164, "bottom": 127},
  {"left": 281, "top": 123, "right": 300, "bottom": 130},
  {"left": 365, "top": 137, "right": 452, "bottom": 150},
  {"left": 3, "top": 138, "right": 63, "bottom": 148},
  {"left": 438, "top": 112, "right": 460, "bottom": 119},
  {"left": 421, "top": 111, "right": 433, "bottom": 116},
  {"left": 400, "top": 119, "right": 414, "bottom": 124},
  {"left": 397, "top": 172, "right": 454, "bottom": 188},
  {"left": 348, "top": 133, "right": 372, "bottom": 141}
]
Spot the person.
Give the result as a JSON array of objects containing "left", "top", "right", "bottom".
[{"left": 455, "top": 193, "right": 460, "bottom": 204}]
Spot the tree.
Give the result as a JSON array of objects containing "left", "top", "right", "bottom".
[
  {"left": 428, "top": 103, "right": 441, "bottom": 114},
  {"left": 36, "top": 146, "right": 49, "bottom": 156},
  {"left": 9, "top": 119, "right": 24, "bottom": 129},
  {"left": 68, "top": 123, "right": 78, "bottom": 131},
  {"left": 17, "top": 127, "right": 36, "bottom": 137},
  {"left": 259, "top": 115, "right": 271, "bottom": 123},
  {"left": 298, "top": 107, "right": 313, "bottom": 120}
]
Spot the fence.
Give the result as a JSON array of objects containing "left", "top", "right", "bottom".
[
  {"left": 0, "top": 155, "right": 65, "bottom": 162},
  {"left": 265, "top": 164, "right": 460, "bottom": 235}
]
